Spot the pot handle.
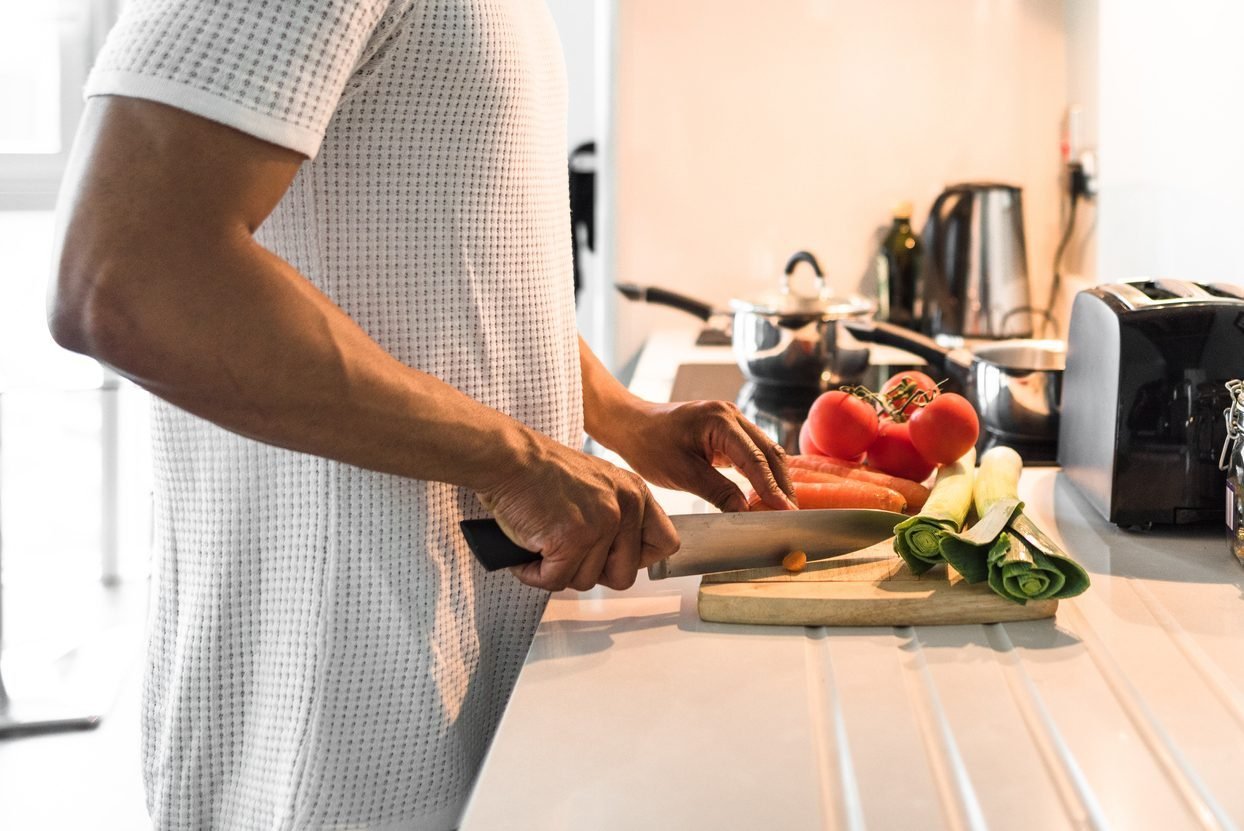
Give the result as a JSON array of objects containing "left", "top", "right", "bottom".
[
  {"left": 840, "top": 319, "right": 951, "bottom": 374},
  {"left": 782, "top": 250, "right": 827, "bottom": 296},
  {"left": 615, "top": 283, "right": 715, "bottom": 321}
]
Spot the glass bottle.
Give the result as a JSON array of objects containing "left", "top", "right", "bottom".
[
  {"left": 1221, "top": 379, "right": 1244, "bottom": 566},
  {"left": 875, "top": 202, "right": 921, "bottom": 328}
]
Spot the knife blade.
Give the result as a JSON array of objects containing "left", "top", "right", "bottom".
[{"left": 459, "top": 509, "right": 904, "bottom": 579}]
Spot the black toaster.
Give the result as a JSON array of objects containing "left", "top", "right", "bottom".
[{"left": 1058, "top": 279, "right": 1244, "bottom": 526}]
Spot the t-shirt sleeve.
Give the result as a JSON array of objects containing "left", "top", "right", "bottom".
[{"left": 84, "top": 0, "right": 393, "bottom": 158}]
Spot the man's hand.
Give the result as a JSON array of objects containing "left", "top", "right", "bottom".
[
  {"left": 477, "top": 434, "right": 680, "bottom": 592},
  {"left": 605, "top": 399, "right": 798, "bottom": 514},
  {"left": 578, "top": 338, "right": 796, "bottom": 515}
]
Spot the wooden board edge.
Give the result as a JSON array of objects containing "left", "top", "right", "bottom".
[{"left": 697, "top": 583, "right": 1058, "bottom": 627}]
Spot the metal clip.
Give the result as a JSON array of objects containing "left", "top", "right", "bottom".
[{"left": 1220, "top": 380, "right": 1244, "bottom": 471}]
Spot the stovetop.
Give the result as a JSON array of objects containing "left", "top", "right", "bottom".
[{"left": 668, "top": 360, "right": 1058, "bottom": 466}]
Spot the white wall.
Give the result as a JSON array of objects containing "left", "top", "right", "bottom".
[
  {"left": 545, "top": 0, "right": 607, "bottom": 356},
  {"left": 611, "top": 0, "right": 1071, "bottom": 366},
  {"left": 546, "top": 0, "right": 595, "bottom": 150},
  {"left": 1094, "top": 0, "right": 1244, "bottom": 286},
  {"left": 1058, "top": 0, "right": 1098, "bottom": 315}
]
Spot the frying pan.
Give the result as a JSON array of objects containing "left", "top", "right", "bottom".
[
  {"left": 617, "top": 252, "right": 874, "bottom": 389},
  {"left": 842, "top": 319, "right": 1065, "bottom": 443}
]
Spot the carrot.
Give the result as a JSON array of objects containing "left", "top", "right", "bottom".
[
  {"left": 790, "top": 454, "right": 931, "bottom": 512},
  {"left": 790, "top": 453, "right": 868, "bottom": 471},
  {"left": 747, "top": 480, "right": 905, "bottom": 513},
  {"left": 788, "top": 467, "right": 849, "bottom": 485}
]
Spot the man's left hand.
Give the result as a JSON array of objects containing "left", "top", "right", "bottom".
[{"left": 606, "top": 399, "right": 798, "bottom": 513}]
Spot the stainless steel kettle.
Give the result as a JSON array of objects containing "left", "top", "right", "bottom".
[{"left": 920, "top": 182, "right": 1034, "bottom": 339}]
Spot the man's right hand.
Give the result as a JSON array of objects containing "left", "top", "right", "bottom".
[{"left": 477, "top": 436, "right": 680, "bottom": 593}]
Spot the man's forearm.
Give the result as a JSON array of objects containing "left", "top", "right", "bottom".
[
  {"left": 59, "top": 230, "right": 541, "bottom": 492},
  {"left": 578, "top": 336, "right": 651, "bottom": 454},
  {"left": 49, "top": 101, "right": 541, "bottom": 494}
]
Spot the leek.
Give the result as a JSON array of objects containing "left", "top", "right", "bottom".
[
  {"left": 993, "top": 514, "right": 1091, "bottom": 604},
  {"left": 973, "top": 446, "right": 1023, "bottom": 517},
  {"left": 938, "top": 496, "right": 1021, "bottom": 582},
  {"left": 892, "top": 448, "right": 976, "bottom": 575},
  {"left": 945, "top": 446, "right": 1090, "bottom": 604}
]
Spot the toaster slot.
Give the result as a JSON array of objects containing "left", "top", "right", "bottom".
[
  {"left": 1150, "top": 278, "right": 1212, "bottom": 299},
  {"left": 1100, "top": 280, "right": 1222, "bottom": 310},
  {"left": 1097, "top": 283, "right": 1154, "bottom": 310},
  {"left": 1205, "top": 282, "right": 1244, "bottom": 301}
]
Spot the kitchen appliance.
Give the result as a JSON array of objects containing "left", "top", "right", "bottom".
[
  {"left": 922, "top": 183, "right": 1034, "bottom": 339},
  {"left": 459, "top": 509, "right": 905, "bottom": 578},
  {"left": 698, "top": 536, "right": 1057, "bottom": 626},
  {"left": 843, "top": 319, "right": 1065, "bottom": 449},
  {"left": 1058, "top": 279, "right": 1244, "bottom": 526},
  {"left": 616, "top": 251, "right": 875, "bottom": 389}
]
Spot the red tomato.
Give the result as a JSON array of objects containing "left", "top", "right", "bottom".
[
  {"left": 866, "top": 420, "right": 936, "bottom": 482},
  {"left": 798, "top": 418, "right": 825, "bottom": 456},
  {"left": 907, "top": 393, "right": 980, "bottom": 464},
  {"left": 882, "top": 370, "right": 941, "bottom": 418},
  {"left": 806, "top": 390, "right": 880, "bottom": 459}
]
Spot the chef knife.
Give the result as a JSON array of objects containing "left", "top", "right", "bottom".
[{"left": 459, "top": 509, "right": 904, "bottom": 579}]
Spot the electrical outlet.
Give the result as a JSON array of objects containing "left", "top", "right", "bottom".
[{"left": 1072, "top": 150, "right": 1097, "bottom": 200}]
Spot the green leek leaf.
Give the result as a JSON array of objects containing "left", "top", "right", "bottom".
[{"left": 938, "top": 497, "right": 1023, "bottom": 583}]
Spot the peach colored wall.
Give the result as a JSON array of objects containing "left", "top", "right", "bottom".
[{"left": 612, "top": 0, "right": 1070, "bottom": 364}]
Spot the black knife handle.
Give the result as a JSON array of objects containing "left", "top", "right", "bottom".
[{"left": 459, "top": 519, "right": 542, "bottom": 571}]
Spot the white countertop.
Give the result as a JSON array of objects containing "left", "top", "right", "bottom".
[{"left": 462, "top": 329, "right": 1244, "bottom": 831}]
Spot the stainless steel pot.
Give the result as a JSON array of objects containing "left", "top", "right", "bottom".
[
  {"left": 617, "top": 252, "right": 875, "bottom": 389},
  {"left": 842, "top": 319, "right": 1065, "bottom": 443}
]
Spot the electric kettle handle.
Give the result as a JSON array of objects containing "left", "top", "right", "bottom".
[{"left": 923, "top": 187, "right": 969, "bottom": 329}]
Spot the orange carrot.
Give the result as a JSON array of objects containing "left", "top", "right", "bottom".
[
  {"left": 790, "top": 453, "right": 867, "bottom": 471},
  {"left": 748, "top": 480, "right": 905, "bottom": 513},
  {"left": 788, "top": 467, "right": 850, "bottom": 485},
  {"left": 790, "top": 454, "right": 930, "bottom": 512}
]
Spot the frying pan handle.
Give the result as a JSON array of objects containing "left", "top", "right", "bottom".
[
  {"left": 614, "top": 283, "right": 715, "bottom": 321},
  {"left": 840, "top": 319, "right": 951, "bottom": 373},
  {"left": 460, "top": 519, "right": 542, "bottom": 571}
]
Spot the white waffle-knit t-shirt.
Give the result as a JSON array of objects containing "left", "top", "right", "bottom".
[{"left": 86, "top": 1, "right": 582, "bottom": 828}]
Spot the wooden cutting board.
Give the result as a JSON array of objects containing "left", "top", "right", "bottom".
[{"left": 698, "top": 537, "right": 1057, "bottom": 626}]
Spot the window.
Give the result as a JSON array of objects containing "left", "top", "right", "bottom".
[{"left": 0, "top": 0, "right": 118, "bottom": 209}]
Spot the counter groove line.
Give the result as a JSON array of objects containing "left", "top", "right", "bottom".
[
  {"left": 985, "top": 623, "right": 1107, "bottom": 831},
  {"left": 897, "top": 625, "right": 988, "bottom": 831},
  {"left": 1060, "top": 602, "right": 1234, "bottom": 831},
  {"left": 803, "top": 627, "right": 865, "bottom": 831},
  {"left": 1123, "top": 577, "right": 1244, "bottom": 734}
]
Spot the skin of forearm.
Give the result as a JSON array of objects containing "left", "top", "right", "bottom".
[
  {"left": 60, "top": 229, "right": 545, "bottom": 493},
  {"left": 578, "top": 337, "right": 653, "bottom": 454}
]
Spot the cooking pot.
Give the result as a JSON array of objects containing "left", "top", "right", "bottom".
[
  {"left": 617, "top": 251, "right": 875, "bottom": 389},
  {"left": 842, "top": 319, "right": 1065, "bottom": 444}
]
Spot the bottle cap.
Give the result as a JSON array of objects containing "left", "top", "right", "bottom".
[{"left": 894, "top": 201, "right": 913, "bottom": 220}]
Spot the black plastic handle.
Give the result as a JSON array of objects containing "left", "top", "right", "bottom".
[
  {"left": 841, "top": 319, "right": 951, "bottom": 373},
  {"left": 459, "top": 519, "right": 542, "bottom": 571},
  {"left": 614, "top": 283, "right": 716, "bottom": 321},
  {"left": 783, "top": 250, "right": 824, "bottom": 278}
]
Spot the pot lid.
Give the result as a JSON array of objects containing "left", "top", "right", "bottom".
[{"left": 729, "top": 250, "right": 875, "bottom": 318}]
